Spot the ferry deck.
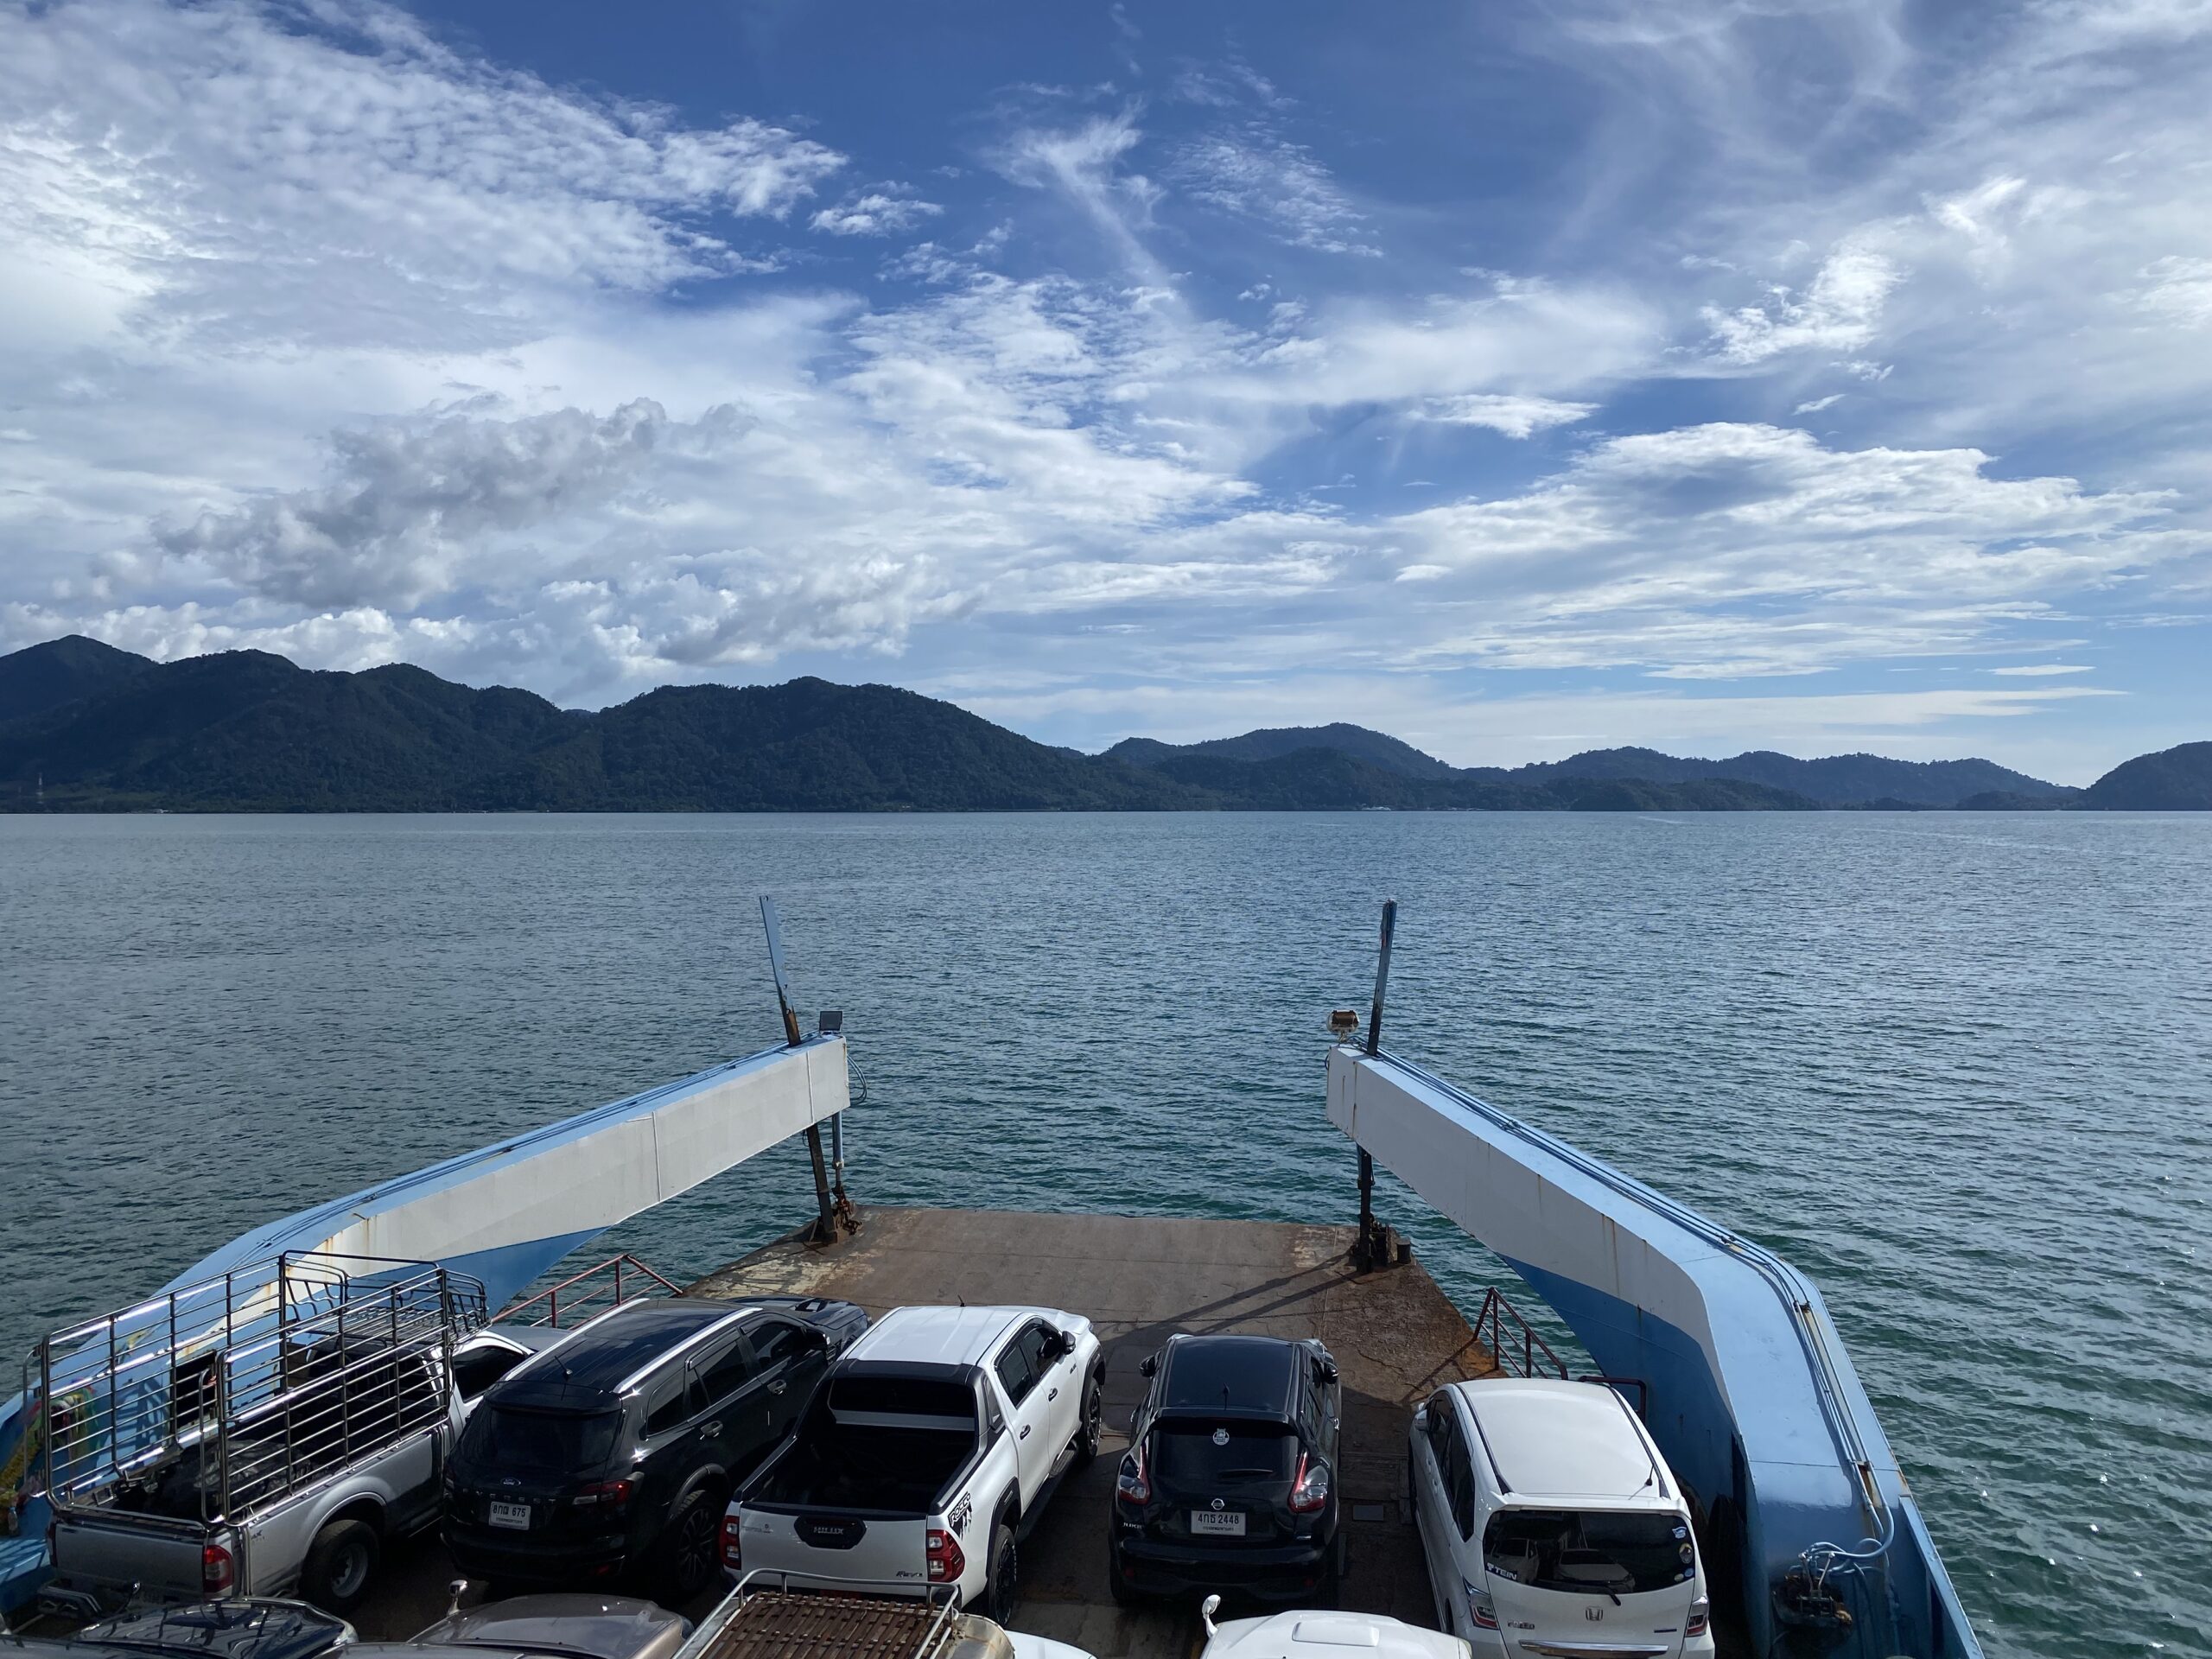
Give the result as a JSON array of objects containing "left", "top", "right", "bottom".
[{"left": 334, "top": 1205, "right": 1505, "bottom": 1658}]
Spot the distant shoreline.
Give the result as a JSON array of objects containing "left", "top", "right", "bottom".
[{"left": 5, "top": 636, "right": 2205, "bottom": 811}]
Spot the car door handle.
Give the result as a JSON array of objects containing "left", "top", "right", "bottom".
[
  {"left": 702, "top": 1421, "right": 722, "bottom": 1438},
  {"left": 1047, "top": 1387, "right": 1058, "bottom": 1402},
  {"left": 767, "top": 1380, "right": 787, "bottom": 1396},
  {"left": 1019, "top": 1425, "right": 1032, "bottom": 1440}
]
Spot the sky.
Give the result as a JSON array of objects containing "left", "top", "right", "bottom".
[{"left": 3, "top": 1, "right": 2209, "bottom": 783}]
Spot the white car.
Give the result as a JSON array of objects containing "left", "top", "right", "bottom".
[
  {"left": 1408, "top": 1378, "right": 1714, "bottom": 1658},
  {"left": 1199, "top": 1605, "right": 1469, "bottom": 1659},
  {"left": 722, "top": 1305, "right": 1104, "bottom": 1623}
]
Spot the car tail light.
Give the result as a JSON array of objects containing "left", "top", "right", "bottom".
[
  {"left": 926, "top": 1529, "right": 965, "bottom": 1584},
  {"left": 1116, "top": 1448, "right": 1150, "bottom": 1506},
  {"left": 721, "top": 1515, "right": 743, "bottom": 1572},
  {"left": 201, "top": 1543, "right": 234, "bottom": 1595},
  {"left": 1685, "top": 1599, "right": 1710, "bottom": 1638},
  {"left": 1288, "top": 1452, "right": 1330, "bottom": 1514},
  {"left": 1464, "top": 1581, "right": 1497, "bottom": 1630},
  {"left": 571, "top": 1479, "right": 632, "bottom": 1509}
]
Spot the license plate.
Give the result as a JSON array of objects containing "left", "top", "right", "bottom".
[
  {"left": 487, "top": 1500, "right": 531, "bottom": 1530},
  {"left": 1191, "top": 1510, "right": 1246, "bottom": 1537}
]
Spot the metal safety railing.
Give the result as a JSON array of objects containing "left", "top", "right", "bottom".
[
  {"left": 1472, "top": 1286, "right": 1571, "bottom": 1381},
  {"left": 1471, "top": 1287, "right": 1651, "bottom": 1416},
  {"left": 32, "top": 1252, "right": 486, "bottom": 1527},
  {"left": 496, "top": 1253, "right": 682, "bottom": 1329}
]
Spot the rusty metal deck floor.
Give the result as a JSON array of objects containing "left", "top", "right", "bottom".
[{"left": 685, "top": 1207, "right": 1497, "bottom": 1659}]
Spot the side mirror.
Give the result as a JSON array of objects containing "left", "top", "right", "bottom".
[
  {"left": 1320, "top": 1359, "right": 1340, "bottom": 1384},
  {"left": 1201, "top": 1594, "right": 1221, "bottom": 1637},
  {"left": 1138, "top": 1355, "right": 1157, "bottom": 1378},
  {"left": 1412, "top": 1403, "right": 1428, "bottom": 1430}
]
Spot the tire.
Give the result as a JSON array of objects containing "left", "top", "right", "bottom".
[
  {"left": 302, "top": 1516, "right": 380, "bottom": 1614},
  {"left": 1313, "top": 1529, "right": 1346, "bottom": 1609},
  {"left": 1107, "top": 1540, "right": 1141, "bottom": 1607},
  {"left": 984, "top": 1520, "right": 1018, "bottom": 1625},
  {"left": 1076, "top": 1371, "right": 1104, "bottom": 1465},
  {"left": 661, "top": 1492, "right": 721, "bottom": 1605}
]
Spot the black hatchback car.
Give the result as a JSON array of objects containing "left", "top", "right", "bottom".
[
  {"left": 60, "top": 1600, "right": 352, "bottom": 1659},
  {"left": 444, "top": 1294, "right": 866, "bottom": 1601},
  {"left": 1109, "top": 1332, "right": 1344, "bottom": 1605}
]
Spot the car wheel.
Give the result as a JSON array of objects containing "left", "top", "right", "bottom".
[
  {"left": 1077, "top": 1372, "right": 1104, "bottom": 1464},
  {"left": 662, "top": 1492, "right": 720, "bottom": 1605},
  {"left": 984, "top": 1520, "right": 1019, "bottom": 1624},
  {"left": 1313, "top": 1528, "right": 1346, "bottom": 1608},
  {"left": 302, "top": 1516, "right": 380, "bottom": 1614},
  {"left": 1107, "top": 1539, "right": 1141, "bottom": 1607}
]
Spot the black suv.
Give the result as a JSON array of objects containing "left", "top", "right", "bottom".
[
  {"left": 1109, "top": 1332, "right": 1344, "bottom": 1605},
  {"left": 444, "top": 1294, "right": 866, "bottom": 1601}
]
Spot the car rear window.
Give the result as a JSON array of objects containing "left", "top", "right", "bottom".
[
  {"left": 1483, "top": 1510, "right": 1696, "bottom": 1595},
  {"left": 1153, "top": 1421, "right": 1299, "bottom": 1487},
  {"left": 828, "top": 1376, "right": 976, "bottom": 1428},
  {"left": 465, "top": 1407, "right": 621, "bottom": 1473}
]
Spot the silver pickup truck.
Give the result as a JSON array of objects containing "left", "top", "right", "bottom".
[{"left": 35, "top": 1253, "right": 505, "bottom": 1617}]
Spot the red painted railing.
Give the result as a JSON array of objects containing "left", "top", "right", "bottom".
[{"left": 496, "top": 1253, "right": 683, "bottom": 1328}]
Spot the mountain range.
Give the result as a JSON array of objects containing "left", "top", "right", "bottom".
[{"left": 0, "top": 636, "right": 2201, "bottom": 813}]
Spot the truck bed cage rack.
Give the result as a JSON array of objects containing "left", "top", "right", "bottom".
[
  {"left": 32, "top": 1250, "right": 486, "bottom": 1527},
  {"left": 682, "top": 1572, "right": 969, "bottom": 1659}
]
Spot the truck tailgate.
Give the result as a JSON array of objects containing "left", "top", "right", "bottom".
[
  {"left": 731, "top": 1507, "right": 935, "bottom": 1597},
  {"left": 48, "top": 1512, "right": 219, "bottom": 1611}
]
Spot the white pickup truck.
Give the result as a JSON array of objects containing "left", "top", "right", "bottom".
[{"left": 720, "top": 1306, "right": 1103, "bottom": 1623}]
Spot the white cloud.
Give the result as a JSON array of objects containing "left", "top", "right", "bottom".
[
  {"left": 1379, "top": 423, "right": 2179, "bottom": 678},
  {"left": 0, "top": 0, "right": 846, "bottom": 353},
  {"left": 1415, "top": 394, "right": 1594, "bottom": 437},
  {"left": 1795, "top": 393, "right": 1845, "bottom": 414},
  {"left": 1990, "top": 663, "right": 2094, "bottom": 676},
  {"left": 2130, "top": 256, "right": 2212, "bottom": 327},
  {"left": 1703, "top": 238, "right": 1903, "bottom": 365},
  {"left": 990, "top": 111, "right": 1160, "bottom": 270},
  {"left": 155, "top": 400, "right": 674, "bottom": 610},
  {"left": 811, "top": 188, "right": 944, "bottom": 238},
  {"left": 1169, "top": 128, "right": 1379, "bottom": 257}
]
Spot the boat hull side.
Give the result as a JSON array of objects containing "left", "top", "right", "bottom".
[{"left": 1325, "top": 1044, "right": 1981, "bottom": 1659}]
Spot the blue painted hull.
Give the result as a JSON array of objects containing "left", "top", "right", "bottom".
[{"left": 1327, "top": 1045, "right": 1982, "bottom": 1659}]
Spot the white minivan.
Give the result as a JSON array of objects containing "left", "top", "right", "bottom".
[{"left": 1408, "top": 1379, "right": 1714, "bottom": 1658}]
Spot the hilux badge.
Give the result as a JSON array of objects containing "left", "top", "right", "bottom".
[{"left": 1211, "top": 1427, "right": 1230, "bottom": 1446}]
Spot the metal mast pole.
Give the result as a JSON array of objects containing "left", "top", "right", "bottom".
[
  {"left": 762, "top": 896, "right": 839, "bottom": 1243},
  {"left": 1356, "top": 900, "right": 1396, "bottom": 1269}
]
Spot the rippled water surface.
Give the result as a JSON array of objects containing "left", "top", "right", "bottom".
[{"left": 3, "top": 812, "right": 2207, "bottom": 1656}]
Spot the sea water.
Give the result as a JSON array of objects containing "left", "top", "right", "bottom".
[{"left": 1, "top": 810, "right": 2205, "bottom": 1656}]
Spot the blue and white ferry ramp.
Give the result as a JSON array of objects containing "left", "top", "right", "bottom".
[{"left": 1327, "top": 1040, "right": 1983, "bottom": 1659}]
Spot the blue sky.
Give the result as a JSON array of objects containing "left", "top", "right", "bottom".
[{"left": 3, "top": 0, "right": 2209, "bottom": 782}]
